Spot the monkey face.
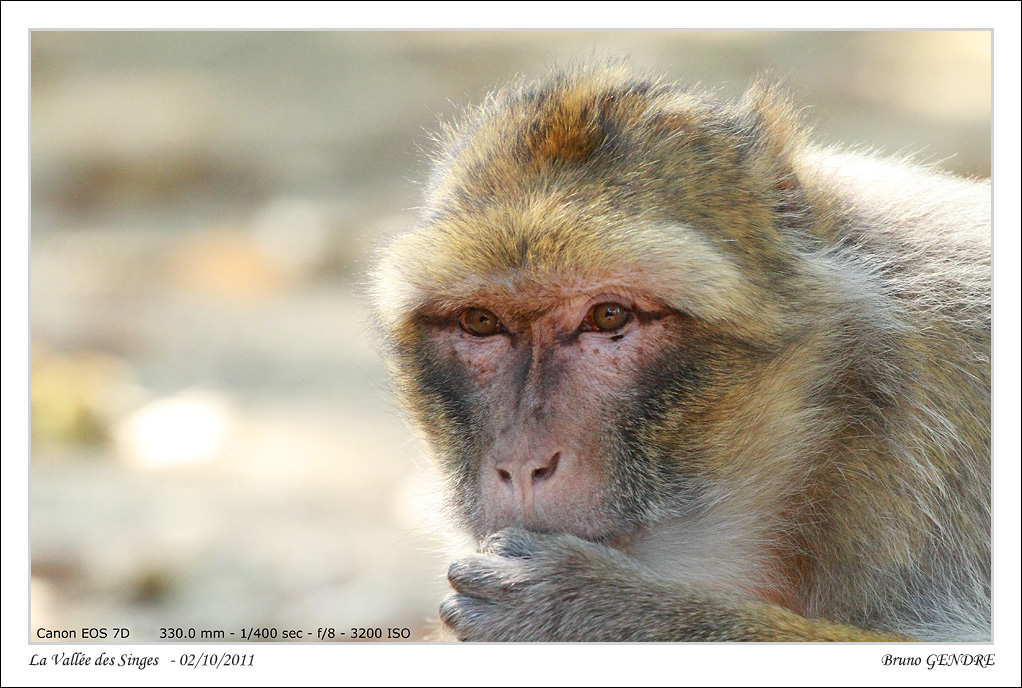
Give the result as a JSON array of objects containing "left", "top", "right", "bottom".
[
  {"left": 380, "top": 244, "right": 780, "bottom": 548},
  {"left": 419, "top": 287, "right": 700, "bottom": 543}
]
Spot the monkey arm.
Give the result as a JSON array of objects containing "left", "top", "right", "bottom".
[{"left": 440, "top": 529, "right": 909, "bottom": 642}]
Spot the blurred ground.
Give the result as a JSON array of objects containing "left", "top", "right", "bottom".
[{"left": 29, "top": 31, "right": 990, "bottom": 642}]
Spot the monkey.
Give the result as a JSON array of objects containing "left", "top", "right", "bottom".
[{"left": 371, "top": 63, "right": 990, "bottom": 642}]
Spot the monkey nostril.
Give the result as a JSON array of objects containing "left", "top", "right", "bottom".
[
  {"left": 531, "top": 452, "right": 560, "bottom": 483},
  {"left": 498, "top": 468, "right": 512, "bottom": 484}
]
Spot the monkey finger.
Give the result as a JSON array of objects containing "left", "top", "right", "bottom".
[
  {"left": 447, "top": 556, "right": 518, "bottom": 598},
  {"left": 478, "top": 527, "right": 539, "bottom": 558},
  {"left": 439, "top": 593, "right": 495, "bottom": 641}
]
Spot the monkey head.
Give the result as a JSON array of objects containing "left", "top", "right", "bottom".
[{"left": 374, "top": 66, "right": 822, "bottom": 549}]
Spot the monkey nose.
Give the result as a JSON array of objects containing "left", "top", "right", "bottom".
[{"left": 496, "top": 452, "right": 561, "bottom": 487}]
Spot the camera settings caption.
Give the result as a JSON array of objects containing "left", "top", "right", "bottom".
[{"left": 34, "top": 625, "right": 412, "bottom": 641}]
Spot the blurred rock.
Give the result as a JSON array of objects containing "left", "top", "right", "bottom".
[
  {"left": 169, "top": 229, "right": 292, "bottom": 301},
  {"left": 114, "top": 389, "right": 238, "bottom": 470},
  {"left": 30, "top": 347, "right": 136, "bottom": 445}
]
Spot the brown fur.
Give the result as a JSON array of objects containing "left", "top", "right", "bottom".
[{"left": 373, "top": 64, "right": 990, "bottom": 641}]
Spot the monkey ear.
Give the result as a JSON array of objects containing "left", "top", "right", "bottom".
[
  {"left": 740, "top": 80, "right": 809, "bottom": 174},
  {"left": 740, "top": 79, "right": 811, "bottom": 227}
]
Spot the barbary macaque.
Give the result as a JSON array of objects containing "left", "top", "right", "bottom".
[{"left": 372, "top": 64, "right": 990, "bottom": 641}]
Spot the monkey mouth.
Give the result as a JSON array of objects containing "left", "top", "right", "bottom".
[{"left": 469, "top": 511, "right": 646, "bottom": 553}]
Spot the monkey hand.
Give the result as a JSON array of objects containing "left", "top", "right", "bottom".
[
  {"left": 440, "top": 528, "right": 910, "bottom": 642},
  {"left": 440, "top": 527, "right": 699, "bottom": 642}
]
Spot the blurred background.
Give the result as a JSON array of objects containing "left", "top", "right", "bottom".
[{"left": 29, "top": 31, "right": 990, "bottom": 642}]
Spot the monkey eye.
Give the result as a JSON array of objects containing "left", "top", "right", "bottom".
[
  {"left": 459, "top": 307, "right": 503, "bottom": 337},
  {"left": 584, "top": 302, "right": 632, "bottom": 332}
]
